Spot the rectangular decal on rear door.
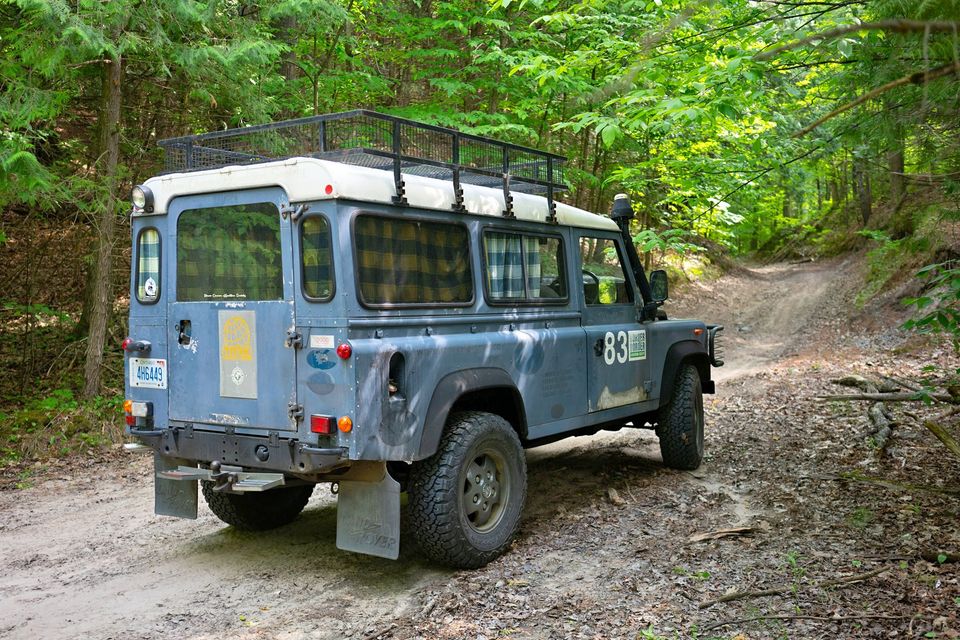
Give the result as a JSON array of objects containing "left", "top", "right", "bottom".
[
  {"left": 628, "top": 329, "right": 647, "bottom": 361},
  {"left": 219, "top": 310, "right": 258, "bottom": 398}
]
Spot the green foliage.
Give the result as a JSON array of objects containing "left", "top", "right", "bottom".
[
  {"left": 904, "top": 261, "right": 960, "bottom": 365},
  {"left": 856, "top": 231, "right": 929, "bottom": 306},
  {"left": 0, "top": 390, "right": 124, "bottom": 467}
]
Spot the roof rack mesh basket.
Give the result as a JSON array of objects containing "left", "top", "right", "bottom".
[{"left": 157, "top": 110, "right": 566, "bottom": 198}]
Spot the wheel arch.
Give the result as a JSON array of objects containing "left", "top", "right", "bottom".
[
  {"left": 416, "top": 368, "right": 527, "bottom": 460},
  {"left": 659, "top": 340, "right": 713, "bottom": 409}
]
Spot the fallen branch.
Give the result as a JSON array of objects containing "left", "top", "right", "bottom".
[
  {"left": 699, "top": 567, "right": 888, "bottom": 609},
  {"left": 819, "top": 392, "right": 954, "bottom": 403},
  {"left": 689, "top": 527, "right": 754, "bottom": 543},
  {"left": 361, "top": 623, "right": 397, "bottom": 640},
  {"left": 923, "top": 419, "right": 960, "bottom": 460},
  {"left": 921, "top": 551, "right": 960, "bottom": 564},
  {"left": 829, "top": 375, "right": 897, "bottom": 451},
  {"left": 701, "top": 613, "right": 917, "bottom": 633},
  {"left": 832, "top": 472, "right": 960, "bottom": 497}
]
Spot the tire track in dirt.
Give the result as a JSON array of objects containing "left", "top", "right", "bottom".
[{"left": 0, "top": 259, "right": 865, "bottom": 640}]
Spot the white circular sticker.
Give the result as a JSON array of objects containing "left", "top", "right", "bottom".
[
  {"left": 231, "top": 366, "right": 245, "bottom": 386},
  {"left": 144, "top": 277, "right": 157, "bottom": 298}
]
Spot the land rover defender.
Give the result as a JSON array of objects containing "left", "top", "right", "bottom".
[{"left": 123, "top": 111, "right": 723, "bottom": 568}]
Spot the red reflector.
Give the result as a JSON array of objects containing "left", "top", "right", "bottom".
[
  {"left": 310, "top": 415, "right": 332, "bottom": 434},
  {"left": 121, "top": 337, "right": 133, "bottom": 351},
  {"left": 324, "top": 184, "right": 334, "bottom": 195},
  {"left": 336, "top": 343, "right": 352, "bottom": 359},
  {"left": 125, "top": 415, "right": 136, "bottom": 426}
]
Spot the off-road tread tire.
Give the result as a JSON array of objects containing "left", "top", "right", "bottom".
[
  {"left": 656, "top": 364, "right": 704, "bottom": 471},
  {"left": 407, "top": 411, "right": 526, "bottom": 569},
  {"left": 201, "top": 482, "right": 314, "bottom": 531}
]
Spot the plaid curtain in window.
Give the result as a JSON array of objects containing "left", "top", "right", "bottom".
[
  {"left": 523, "top": 236, "right": 541, "bottom": 298},
  {"left": 302, "top": 217, "right": 332, "bottom": 299},
  {"left": 177, "top": 204, "right": 283, "bottom": 301},
  {"left": 485, "top": 232, "right": 524, "bottom": 299},
  {"left": 356, "top": 216, "right": 471, "bottom": 304},
  {"left": 137, "top": 229, "right": 160, "bottom": 301}
]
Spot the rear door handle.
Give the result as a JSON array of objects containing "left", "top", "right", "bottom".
[{"left": 176, "top": 319, "right": 192, "bottom": 345}]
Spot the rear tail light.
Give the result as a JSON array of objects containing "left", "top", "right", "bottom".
[
  {"left": 124, "top": 400, "right": 153, "bottom": 427},
  {"left": 310, "top": 414, "right": 333, "bottom": 434}
]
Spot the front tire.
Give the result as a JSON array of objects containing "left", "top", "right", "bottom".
[
  {"left": 656, "top": 364, "right": 705, "bottom": 470},
  {"left": 408, "top": 411, "right": 527, "bottom": 569},
  {"left": 201, "top": 482, "right": 314, "bottom": 531}
]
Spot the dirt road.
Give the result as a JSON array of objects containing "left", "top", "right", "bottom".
[{"left": 2, "top": 258, "right": 958, "bottom": 640}]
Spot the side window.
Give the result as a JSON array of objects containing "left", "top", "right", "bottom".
[
  {"left": 301, "top": 216, "right": 334, "bottom": 301},
  {"left": 484, "top": 231, "right": 567, "bottom": 303},
  {"left": 136, "top": 228, "right": 160, "bottom": 303},
  {"left": 354, "top": 215, "right": 472, "bottom": 305},
  {"left": 579, "top": 236, "right": 633, "bottom": 305}
]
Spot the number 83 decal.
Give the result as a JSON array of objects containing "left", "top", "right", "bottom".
[{"left": 600, "top": 330, "right": 647, "bottom": 365}]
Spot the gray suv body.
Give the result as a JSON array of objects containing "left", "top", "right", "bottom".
[{"left": 124, "top": 111, "right": 722, "bottom": 567}]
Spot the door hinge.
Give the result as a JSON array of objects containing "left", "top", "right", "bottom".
[
  {"left": 285, "top": 328, "right": 303, "bottom": 349},
  {"left": 288, "top": 403, "right": 304, "bottom": 422},
  {"left": 280, "top": 203, "right": 309, "bottom": 222}
]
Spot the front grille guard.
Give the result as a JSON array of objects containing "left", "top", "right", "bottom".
[{"left": 708, "top": 325, "right": 725, "bottom": 367}]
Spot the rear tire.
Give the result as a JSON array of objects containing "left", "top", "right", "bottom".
[
  {"left": 201, "top": 482, "right": 314, "bottom": 531},
  {"left": 656, "top": 364, "right": 705, "bottom": 470},
  {"left": 408, "top": 411, "right": 526, "bottom": 569}
]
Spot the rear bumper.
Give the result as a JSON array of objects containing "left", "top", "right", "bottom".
[{"left": 127, "top": 426, "right": 347, "bottom": 473}]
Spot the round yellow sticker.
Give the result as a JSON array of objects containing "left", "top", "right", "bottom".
[{"left": 221, "top": 316, "right": 253, "bottom": 361}]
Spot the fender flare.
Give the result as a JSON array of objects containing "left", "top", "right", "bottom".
[
  {"left": 659, "top": 340, "right": 713, "bottom": 409},
  {"left": 416, "top": 368, "right": 525, "bottom": 459}
]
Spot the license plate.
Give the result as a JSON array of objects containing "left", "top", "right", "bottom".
[{"left": 130, "top": 358, "right": 167, "bottom": 389}]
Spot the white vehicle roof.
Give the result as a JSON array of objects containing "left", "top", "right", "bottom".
[{"left": 140, "top": 157, "right": 619, "bottom": 232}]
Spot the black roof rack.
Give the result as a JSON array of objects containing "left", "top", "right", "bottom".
[{"left": 157, "top": 110, "right": 567, "bottom": 221}]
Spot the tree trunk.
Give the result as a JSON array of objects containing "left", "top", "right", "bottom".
[
  {"left": 278, "top": 16, "right": 300, "bottom": 81},
  {"left": 82, "top": 55, "right": 123, "bottom": 399},
  {"left": 853, "top": 159, "right": 872, "bottom": 226}
]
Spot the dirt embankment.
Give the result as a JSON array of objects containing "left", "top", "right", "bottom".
[{"left": 1, "top": 256, "right": 958, "bottom": 640}]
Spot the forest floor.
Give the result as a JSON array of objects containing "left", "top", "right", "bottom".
[{"left": 1, "top": 256, "right": 959, "bottom": 640}]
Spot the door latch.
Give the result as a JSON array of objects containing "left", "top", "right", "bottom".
[
  {"left": 594, "top": 337, "right": 604, "bottom": 357},
  {"left": 176, "top": 319, "right": 192, "bottom": 346},
  {"left": 285, "top": 328, "right": 303, "bottom": 349},
  {"left": 288, "top": 403, "right": 304, "bottom": 423}
]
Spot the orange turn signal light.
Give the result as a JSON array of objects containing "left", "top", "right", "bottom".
[
  {"left": 123, "top": 399, "right": 133, "bottom": 414},
  {"left": 338, "top": 416, "right": 353, "bottom": 433},
  {"left": 693, "top": 328, "right": 704, "bottom": 336}
]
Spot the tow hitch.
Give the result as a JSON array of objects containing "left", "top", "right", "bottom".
[{"left": 158, "top": 460, "right": 285, "bottom": 492}]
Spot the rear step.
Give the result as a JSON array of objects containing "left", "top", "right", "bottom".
[{"left": 158, "top": 464, "right": 285, "bottom": 492}]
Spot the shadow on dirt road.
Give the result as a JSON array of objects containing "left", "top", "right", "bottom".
[{"left": 5, "top": 257, "right": 926, "bottom": 640}]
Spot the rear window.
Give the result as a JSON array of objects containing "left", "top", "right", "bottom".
[
  {"left": 135, "top": 228, "right": 160, "bottom": 303},
  {"left": 354, "top": 215, "right": 472, "bottom": 306},
  {"left": 176, "top": 203, "right": 282, "bottom": 301}
]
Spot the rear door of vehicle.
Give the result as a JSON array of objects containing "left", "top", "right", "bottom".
[
  {"left": 167, "top": 187, "right": 298, "bottom": 431},
  {"left": 578, "top": 233, "right": 652, "bottom": 412}
]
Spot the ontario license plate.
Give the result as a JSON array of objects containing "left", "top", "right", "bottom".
[{"left": 130, "top": 358, "right": 167, "bottom": 389}]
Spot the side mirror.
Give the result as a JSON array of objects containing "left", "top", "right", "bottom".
[{"left": 649, "top": 270, "right": 668, "bottom": 303}]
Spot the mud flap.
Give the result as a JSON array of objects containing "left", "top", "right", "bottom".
[
  {"left": 154, "top": 453, "right": 198, "bottom": 519},
  {"left": 335, "top": 462, "right": 401, "bottom": 560}
]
